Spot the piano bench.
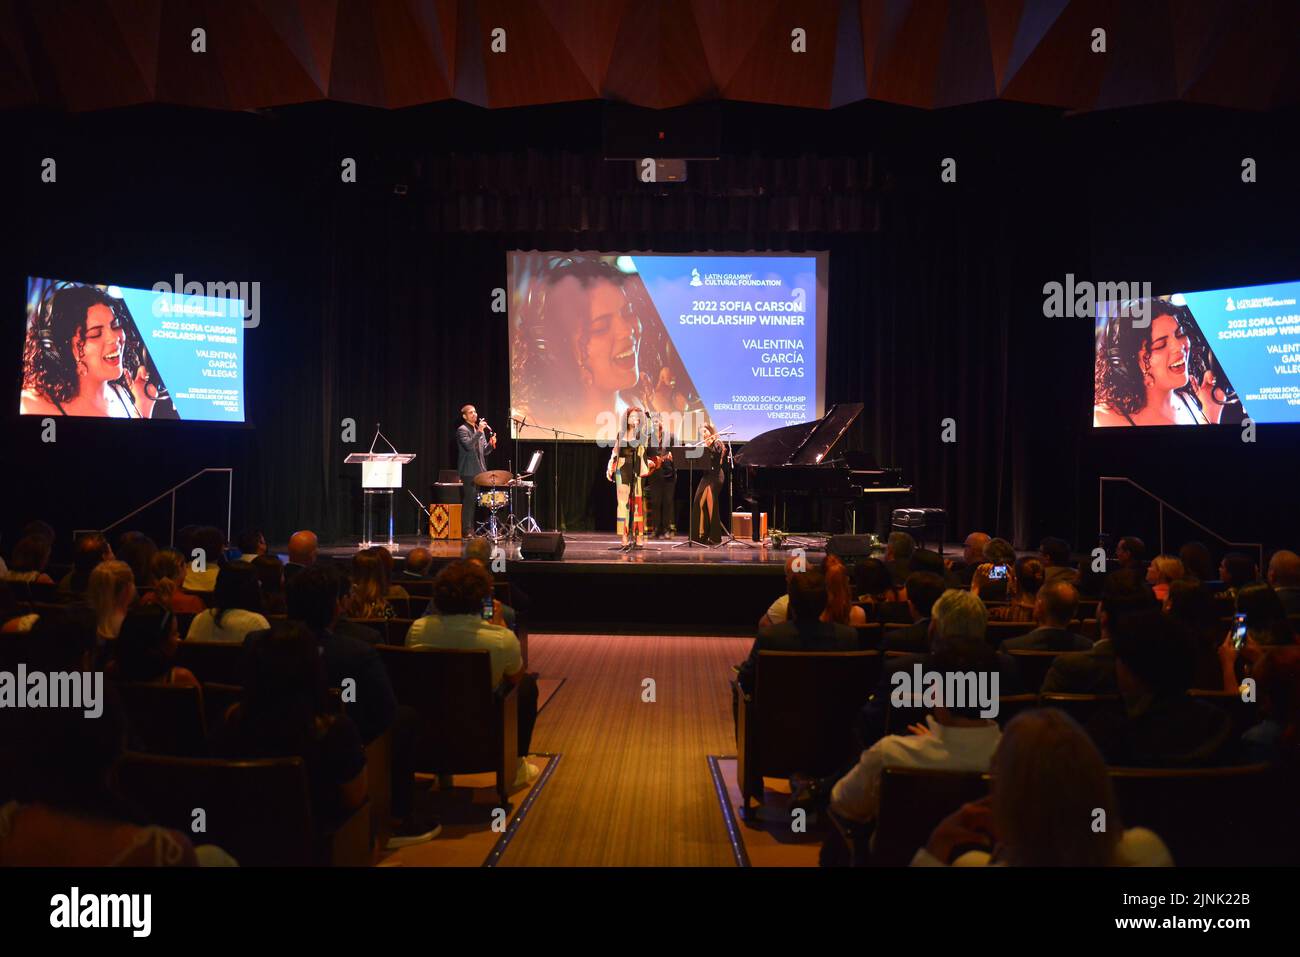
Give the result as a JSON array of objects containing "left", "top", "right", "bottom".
[
  {"left": 891, "top": 507, "right": 947, "bottom": 556},
  {"left": 732, "top": 511, "right": 768, "bottom": 541}
]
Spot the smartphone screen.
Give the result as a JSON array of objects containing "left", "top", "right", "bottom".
[
  {"left": 1233, "top": 613, "right": 1247, "bottom": 650},
  {"left": 481, "top": 596, "right": 495, "bottom": 621},
  {"left": 989, "top": 564, "right": 1007, "bottom": 580}
]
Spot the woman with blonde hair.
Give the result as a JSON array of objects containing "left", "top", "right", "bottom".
[
  {"left": 821, "top": 555, "right": 868, "bottom": 627},
  {"left": 1146, "top": 554, "right": 1184, "bottom": 605},
  {"left": 915, "top": 709, "right": 1172, "bottom": 867},
  {"left": 143, "top": 549, "right": 206, "bottom": 614},
  {"left": 87, "top": 560, "right": 136, "bottom": 643},
  {"left": 988, "top": 557, "right": 1045, "bottom": 622},
  {"left": 347, "top": 550, "right": 394, "bottom": 619}
]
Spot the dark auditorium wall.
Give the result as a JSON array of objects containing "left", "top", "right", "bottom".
[{"left": 3, "top": 100, "right": 1298, "bottom": 558}]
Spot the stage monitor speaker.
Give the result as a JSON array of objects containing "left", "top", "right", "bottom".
[
  {"left": 827, "top": 535, "right": 877, "bottom": 560},
  {"left": 520, "top": 532, "right": 565, "bottom": 560}
]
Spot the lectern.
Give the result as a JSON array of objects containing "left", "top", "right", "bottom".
[{"left": 346, "top": 441, "right": 415, "bottom": 549}]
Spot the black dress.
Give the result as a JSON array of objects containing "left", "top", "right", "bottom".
[{"left": 689, "top": 442, "right": 725, "bottom": 545}]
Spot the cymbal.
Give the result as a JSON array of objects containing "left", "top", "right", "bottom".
[{"left": 473, "top": 469, "right": 513, "bottom": 488}]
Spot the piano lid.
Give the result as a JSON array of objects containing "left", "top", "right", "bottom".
[{"left": 735, "top": 402, "right": 864, "bottom": 467}]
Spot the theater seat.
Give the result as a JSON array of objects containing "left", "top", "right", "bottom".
[
  {"left": 175, "top": 639, "right": 245, "bottom": 685},
  {"left": 376, "top": 645, "right": 518, "bottom": 806},
  {"left": 1005, "top": 650, "right": 1063, "bottom": 690},
  {"left": 984, "top": 621, "right": 1037, "bottom": 644},
  {"left": 733, "top": 650, "right": 879, "bottom": 818},
  {"left": 1187, "top": 689, "right": 1260, "bottom": 738},
  {"left": 116, "top": 752, "right": 371, "bottom": 866},
  {"left": 872, "top": 767, "right": 988, "bottom": 866},
  {"left": 116, "top": 682, "right": 209, "bottom": 757},
  {"left": 1039, "top": 693, "right": 1120, "bottom": 727},
  {"left": 1108, "top": 764, "right": 1282, "bottom": 866}
]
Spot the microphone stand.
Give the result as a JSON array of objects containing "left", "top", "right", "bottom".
[{"left": 514, "top": 416, "right": 583, "bottom": 531}]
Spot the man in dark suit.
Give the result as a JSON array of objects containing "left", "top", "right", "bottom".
[
  {"left": 283, "top": 529, "right": 317, "bottom": 583},
  {"left": 1039, "top": 570, "right": 1157, "bottom": 695},
  {"left": 880, "top": 572, "right": 947, "bottom": 653},
  {"left": 456, "top": 404, "right": 497, "bottom": 538},
  {"left": 1001, "top": 580, "right": 1093, "bottom": 652},
  {"left": 736, "top": 567, "right": 856, "bottom": 695}
]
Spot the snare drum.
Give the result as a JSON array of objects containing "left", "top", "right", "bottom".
[{"left": 477, "top": 489, "right": 508, "bottom": 508}]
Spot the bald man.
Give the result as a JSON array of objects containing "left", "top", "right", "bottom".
[
  {"left": 1267, "top": 550, "right": 1300, "bottom": 616},
  {"left": 949, "top": 531, "right": 990, "bottom": 588},
  {"left": 285, "top": 530, "right": 318, "bottom": 582}
]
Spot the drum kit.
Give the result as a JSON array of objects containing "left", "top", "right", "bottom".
[{"left": 473, "top": 467, "right": 541, "bottom": 543}]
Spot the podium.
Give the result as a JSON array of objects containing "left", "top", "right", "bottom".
[{"left": 345, "top": 451, "right": 415, "bottom": 549}]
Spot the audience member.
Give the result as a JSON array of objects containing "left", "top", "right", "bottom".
[
  {"left": 216, "top": 620, "right": 367, "bottom": 826},
  {"left": 279, "top": 564, "right": 396, "bottom": 743},
  {"left": 461, "top": 537, "right": 517, "bottom": 629},
  {"left": 884, "top": 532, "right": 916, "bottom": 587},
  {"left": 968, "top": 538, "right": 1017, "bottom": 602},
  {"left": 854, "top": 558, "right": 904, "bottom": 605},
  {"left": 185, "top": 563, "right": 270, "bottom": 643},
  {"left": 406, "top": 560, "right": 538, "bottom": 785},
  {"left": 989, "top": 557, "right": 1044, "bottom": 622},
  {"left": 880, "top": 572, "right": 946, "bottom": 653},
  {"left": 948, "top": 532, "right": 990, "bottom": 588},
  {"left": 1039, "top": 570, "right": 1157, "bottom": 695},
  {"left": 58, "top": 532, "right": 112, "bottom": 596},
  {"left": 142, "top": 549, "right": 207, "bottom": 614},
  {"left": 821, "top": 555, "right": 868, "bottom": 627},
  {"left": 831, "top": 591, "right": 1003, "bottom": 835},
  {"left": 183, "top": 526, "right": 226, "bottom": 593},
  {"left": 1000, "top": 580, "right": 1091, "bottom": 651},
  {"left": 5, "top": 535, "right": 55, "bottom": 586},
  {"left": 1038, "top": 537, "right": 1079, "bottom": 586},
  {"left": 236, "top": 528, "right": 267, "bottom": 562},
  {"left": 87, "top": 560, "right": 135, "bottom": 645},
  {"left": 759, "top": 555, "right": 804, "bottom": 628},
  {"left": 1266, "top": 550, "right": 1300, "bottom": 617},
  {"left": 1234, "top": 582, "right": 1297, "bottom": 648},
  {"left": 1115, "top": 536, "right": 1146, "bottom": 574},
  {"left": 1239, "top": 646, "right": 1300, "bottom": 764},
  {"left": 1165, "top": 579, "right": 1226, "bottom": 691},
  {"left": 111, "top": 604, "right": 199, "bottom": 688},
  {"left": 1179, "top": 541, "right": 1216, "bottom": 585},
  {"left": 1219, "top": 552, "right": 1259, "bottom": 600},
  {"left": 251, "top": 554, "right": 288, "bottom": 616},
  {"left": 914, "top": 709, "right": 1172, "bottom": 866},
  {"left": 1145, "top": 554, "right": 1184, "bottom": 604},
  {"left": 402, "top": 546, "right": 434, "bottom": 580},
  {"left": 346, "top": 550, "right": 397, "bottom": 620},
  {"left": 738, "top": 567, "right": 857, "bottom": 696},
  {"left": 285, "top": 530, "right": 318, "bottom": 581},
  {"left": 115, "top": 531, "right": 157, "bottom": 588},
  {"left": 1087, "top": 609, "right": 1231, "bottom": 767}
]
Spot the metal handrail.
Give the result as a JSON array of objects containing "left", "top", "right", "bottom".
[
  {"left": 1099, "top": 476, "right": 1263, "bottom": 571},
  {"left": 73, "top": 468, "right": 233, "bottom": 548}
]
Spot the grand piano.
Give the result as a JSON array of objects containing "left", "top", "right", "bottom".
[{"left": 733, "top": 402, "right": 912, "bottom": 540}]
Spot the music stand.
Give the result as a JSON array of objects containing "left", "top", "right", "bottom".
[{"left": 668, "top": 445, "right": 707, "bottom": 549}]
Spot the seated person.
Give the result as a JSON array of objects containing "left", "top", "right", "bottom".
[
  {"left": 58, "top": 532, "right": 112, "bottom": 596},
  {"left": 759, "top": 555, "right": 803, "bottom": 628},
  {"left": 831, "top": 596, "right": 1004, "bottom": 836},
  {"left": 141, "top": 549, "right": 207, "bottom": 615},
  {"left": 284, "top": 530, "right": 318, "bottom": 581},
  {"left": 1145, "top": 554, "right": 1184, "bottom": 604},
  {"left": 1038, "top": 537, "right": 1079, "bottom": 586},
  {"left": 1238, "top": 646, "right": 1300, "bottom": 764},
  {"left": 1165, "top": 578, "right": 1227, "bottom": 691},
  {"left": 235, "top": 527, "right": 267, "bottom": 562},
  {"left": 216, "top": 620, "right": 367, "bottom": 826},
  {"left": 1000, "top": 580, "right": 1091, "bottom": 652},
  {"left": 914, "top": 709, "right": 1172, "bottom": 867},
  {"left": 1040, "top": 570, "right": 1157, "bottom": 695},
  {"left": 5, "top": 534, "right": 55, "bottom": 586},
  {"left": 821, "top": 555, "right": 868, "bottom": 628},
  {"left": 1233, "top": 582, "right": 1298, "bottom": 648},
  {"left": 1179, "top": 540, "right": 1216, "bottom": 585},
  {"left": 879, "top": 572, "right": 946, "bottom": 654},
  {"left": 988, "top": 557, "right": 1044, "bottom": 622},
  {"left": 406, "top": 560, "right": 538, "bottom": 785},
  {"left": 1266, "top": 549, "right": 1300, "bottom": 617},
  {"left": 1115, "top": 536, "right": 1147, "bottom": 575},
  {"left": 115, "top": 531, "right": 157, "bottom": 588},
  {"left": 884, "top": 531, "right": 916, "bottom": 587},
  {"left": 946, "top": 532, "right": 990, "bottom": 589},
  {"left": 276, "top": 564, "right": 397, "bottom": 744},
  {"left": 110, "top": 605, "right": 199, "bottom": 688},
  {"left": 1218, "top": 552, "right": 1259, "bottom": 602},
  {"left": 737, "top": 566, "right": 857, "bottom": 694},
  {"left": 251, "top": 554, "right": 288, "bottom": 617},
  {"left": 401, "top": 546, "right": 434, "bottom": 580},
  {"left": 1086, "top": 609, "right": 1232, "bottom": 767},
  {"left": 181, "top": 526, "right": 227, "bottom": 593},
  {"left": 185, "top": 563, "right": 270, "bottom": 643},
  {"left": 855, "top": 557, "right": 905, "bottom": 606},
  {"left": 345, "top": 550, "right": 397, "bottom": 620},
  {"left": 88, "top": 560, "right": 136, "bottom": 647}
]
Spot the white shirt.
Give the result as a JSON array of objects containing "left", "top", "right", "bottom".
[
  {"left": 830, "top": 715, "right": 1002, "bottom": 824},
  {"left": 185, "top": 608, "right": 271, "bottom": 644},
  {"left": 764, "top": 594, "right": 790, "bottom": 624}
]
